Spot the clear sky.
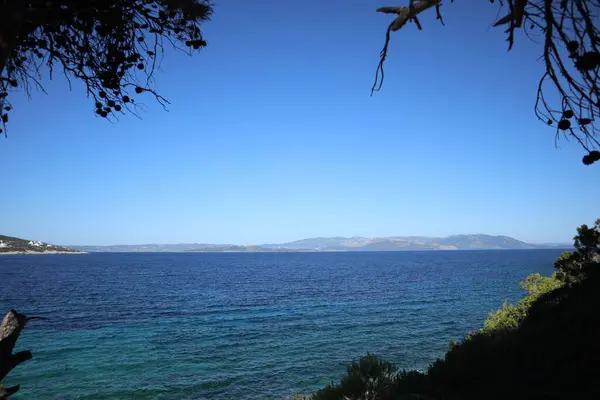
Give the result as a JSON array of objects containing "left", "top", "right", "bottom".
[{"left": 0, "top": 1, "right": 598, "bottom": 246}]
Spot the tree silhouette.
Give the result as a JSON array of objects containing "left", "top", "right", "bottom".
[
  {"left": 373, "top": 0, "right": 600, "bottom": 165},
  {"left": 0, "top": 2, "right": 211, "bottom": 396},
  {"left": 554, "top": 218, "right": 600, "bottom": 284},
  {"left": 0, "top": 0, "right": 212, "bottom": 135}
]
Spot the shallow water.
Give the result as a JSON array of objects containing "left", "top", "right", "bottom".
[{"left": 0, "top": 250, "right": 561, "bottom": 399}]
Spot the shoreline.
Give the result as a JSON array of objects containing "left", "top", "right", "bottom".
[{"left": 0, "top": 251, "right": 87, "bottom": 255}]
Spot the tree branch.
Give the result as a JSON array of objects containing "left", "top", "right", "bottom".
[
  {"left": 371, "top": 1, "right": 442, "bottom": 95},
  {"left": 372, "top": 0, "right": 600, "bottom": 163},
  {"left": 377, "top": 0, "right": 441, "bottom": 32}
]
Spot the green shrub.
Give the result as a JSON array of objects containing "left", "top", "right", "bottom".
[
  {"left": 312, "top": 354, "right": 396, "bottom": 400},
  {"left": 554, "top": 219, "right": 599, "bottom": 284},
  {"left": 480, "top": 272, "right": 562, "bottom": 334}
]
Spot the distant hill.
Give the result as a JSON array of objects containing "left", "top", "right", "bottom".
[
  {"left": 70, "top": 243, "right": 313, "bottom": 253},
  {"left": 0, "top": 235, "right": 81, "bottom": 254},
  {"left": 70, "top": 234, "right": 571, "bottom": 253},
  {"left": 437, "top": 234, "right": 537, "bottom": 249},
  {"left": 261, "top": 234, "right": 549, "bottom": 251}
]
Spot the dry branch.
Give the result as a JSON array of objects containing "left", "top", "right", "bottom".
[
  {"left": 0, "top": 310, "right": 45, "bottom": 399},
  {"left": 371, "top": 1, "right": 442, "bottom": 94},
  {"left": 377, "top": 0, "right": 442, "bottom": 32}
]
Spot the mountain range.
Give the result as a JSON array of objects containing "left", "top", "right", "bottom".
[{"left": 70, "top": 234, "right": 571, "bottom": 253}]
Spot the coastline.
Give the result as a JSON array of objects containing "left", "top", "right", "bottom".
[{"left": 0, "top": 250, "right": 87, "bottom": 255}]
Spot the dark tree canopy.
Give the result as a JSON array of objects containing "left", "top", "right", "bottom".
[
  {"left": 554, "top": 218, "right": 600, "bottom": 284},
  {"left": 373, "top": 0, "right": 600, "bottom": 165},
  {"left": 0, "top": 0, "right": 212, "bottom": 134}
]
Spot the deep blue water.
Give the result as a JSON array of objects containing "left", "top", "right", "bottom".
[{"left": 0, "top": 250, "right": 562, "bottom": 399}]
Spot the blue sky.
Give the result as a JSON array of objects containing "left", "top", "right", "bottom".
[{"left": 0, "top": 0, "right": 598, "bottom": 245}]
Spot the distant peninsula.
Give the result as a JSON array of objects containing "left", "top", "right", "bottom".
[
  {"left": 0, "top": 235, "right": 83, "bottom": 255},
  {"left": 70, "top": 234, "right": 571, "bottom": 253}
]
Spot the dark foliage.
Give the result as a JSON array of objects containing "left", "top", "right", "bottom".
[
  {"left": 554, "top": 219, "right": 600, "bottom": 284},
  {"left": 312, "top": 354, "right": 397, "bottom": 400},
  {"left": 0, "top": 0, "right": 212, "bottom": 135},
  {"left": 373, "top": 1, "right": 600, "bottom": 164}
]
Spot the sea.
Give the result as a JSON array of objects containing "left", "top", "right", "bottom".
[{"left": 0, "top": 250, "right": 563, "bottom": 399}]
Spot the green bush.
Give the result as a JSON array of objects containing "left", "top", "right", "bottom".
[
  {"left": 554, "top": 219, "right": 599, "bottom": 284},
  {"left": 312, "top": 354, "right": 396, "bottom": 400},
  {"left": 479, "top": 272, "right": 562, "bottom": 334}
]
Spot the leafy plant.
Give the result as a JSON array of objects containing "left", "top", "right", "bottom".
[
  {"left": 554, "top": 219, "right": 600, "bottom": 284},
  {"left": 0, "top": 1, "right": 212, "bottom": 135},
  {"left": 480, "top": 273, "right": 562, "bottom": 334},
  {"left": 312, "top": 354, "right": 397, "bottom": 400}
]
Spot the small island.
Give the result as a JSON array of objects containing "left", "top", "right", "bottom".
[{"left": 0, "top": 235, "right": 84, "bottom": 255}]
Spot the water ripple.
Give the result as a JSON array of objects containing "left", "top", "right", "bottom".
[{"left": 0, "top": 250, "right": 561, "bottom": 399}]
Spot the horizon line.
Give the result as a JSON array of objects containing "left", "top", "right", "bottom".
[{"left": 62, "top": 233, "right": 572, "bottom": 248}]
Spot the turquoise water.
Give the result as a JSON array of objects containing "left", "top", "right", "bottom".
[{"left": 0, "top": 251, "right": 561, "bottom": 399}]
